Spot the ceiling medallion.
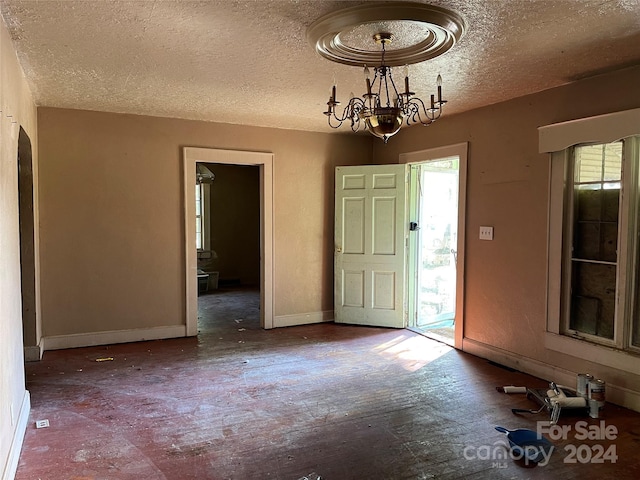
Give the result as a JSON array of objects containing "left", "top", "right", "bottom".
[{"left": 307, "top": 2, "right": 466, "bottom": 142}]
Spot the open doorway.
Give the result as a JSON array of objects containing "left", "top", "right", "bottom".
[
  {"left": 183, "top": 148, "right": 274, "bottom": 334},
  {"left": 402, "top": 143, "right": 467, "bottom": 349},
  {"left": 17, "top": 127, "right": 40, "bottom": 361},
  {"left": 195, "top": 163, "right": 260, "bottom": 333},
  {"left": 408, "top": 159, "right": 458, "bottom": 345}
]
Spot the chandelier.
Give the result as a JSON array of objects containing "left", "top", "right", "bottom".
[
  {"left": 323, "top": 32, "right": 445, "bottom": 143},
  {"left": 307, "top": 2, "right": 466, "bottom": 143}
]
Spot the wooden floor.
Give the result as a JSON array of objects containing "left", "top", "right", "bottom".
[{"left": 16, "top": 288, "right": 640, "bottom": 479}]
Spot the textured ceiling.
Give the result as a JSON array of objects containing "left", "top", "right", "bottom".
[{"left": 1, "top": 0, "right": 639, "bottom": 133}]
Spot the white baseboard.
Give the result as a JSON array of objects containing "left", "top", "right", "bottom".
[
  {"left": 274, "top": 310, "right": 333, "bottom": 328},
  {"left": 2, "top": 391, "right": 30, "bottom": 480},
  {"left": 23, "top": 342, "right": 42, "bottom": 362},
  {"left": 462, "top": 337, "right": 640, "bottom": 413},
  {"left": 42, "top": 325, "right": 187, "bottom": 351}
]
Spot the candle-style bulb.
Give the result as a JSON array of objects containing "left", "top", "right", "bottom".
[
  {"left": 364, "top": 65, "right": 372, "bottom": 96},
  {"left": 436, "top": 74, "right": 442, "bottom": 87},
  {"left": 403, "top": 65, "right": 410, "bottom": 95},
  {"left": 436, "top": 74, "right": 443, "bottom": 103}
]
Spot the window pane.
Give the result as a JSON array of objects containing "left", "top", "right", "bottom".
[
  {"left": 603, "top": 143, "right": 623, "bottom": 182},
  {"left": 572, "top": 187, "right": 619, "bottom": 262},
  {"left": 195, "top": 216, "right": 202, "bottom": 249},
  {"left": 575, "top": 143, "right": 622, "bottom": 183},
  {"left": 576, "top": 149, "right": 602, "bottom": 183},
  {"left": 195, "top": 184, "right": 202, "bottom": 215},
  {"left": 569, "top": 262, "right": 615, "bottom": 340}
]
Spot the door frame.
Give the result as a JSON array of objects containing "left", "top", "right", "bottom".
[
  {"left": 183, "top": 147, "right": 274, "bottom": 334},
  {"left": 400, "top": 142, "right": 468, "bottom": 349}
]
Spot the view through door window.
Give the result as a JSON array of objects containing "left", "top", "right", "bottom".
[{"left": 413, "top": 158, "right": 459, "bottom": 340}]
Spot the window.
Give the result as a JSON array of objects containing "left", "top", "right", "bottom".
[
  {"left": 195, "top": 183, "right": 205, "bottom": 250},
  {"left": 564, "top": 141, "right": 632, "bottom": 347},
  {"left": 542, "top": 108, "right": 640, "bottom": 372},
  {"left": 195, "top": 181, "right": 211, "bottom": 251},
  {"left": 195, "top": 163, "right": 214, "bottom": 251}
]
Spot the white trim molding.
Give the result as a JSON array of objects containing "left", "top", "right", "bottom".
[
  {"left": 463, "top": 338, "right": 640, "bottom": 412},
  {"left": 183, "top": 147, "right": 275, "bottom": 332},
  {"left": 274, "top": 310, "right": 334, "bottom": 328},
  {"left": 545, "top": 332, "right": 640, "bottom": 376},
  {"left": 538, "top": 108, "right": 640, "bottom": 153},
  {"left": 399, "top": 142, "right": 468, "bottom": 350},
  {"left": 2, "top": 391, "right": 30, "bottom": 480},
  {"left": 42, "top": 325, "right": 186, "bottom": 351}
]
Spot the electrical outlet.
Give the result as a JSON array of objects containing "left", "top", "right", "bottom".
[{"left": 479, "top": 226, "right": 494, "bottom": 240}]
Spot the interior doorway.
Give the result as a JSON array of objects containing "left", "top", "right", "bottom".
[
  {"left": 402, "top": 143, "right": 467, "bottom": 349},
  {"left": 195, "top": 162, "right": 261, "bottom": 330},
  {"left": 183, "top": 148, "right": 274, "bottom": 334},
  {"left": 17, "top": 127, "right": 40, "bottom": 361}
]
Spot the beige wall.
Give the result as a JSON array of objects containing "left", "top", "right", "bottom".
[
  {"left": 0, "top": 17, "right": 37, "bottom": 479},
  {"left": 37, "top": 108, "right": 373, "bottom": 338},
  {"left": 202, "top": 163, "right": 260, "bottom": 286},
  {"left": 375, "top": 65, "right": 640, "bottom": 407}
]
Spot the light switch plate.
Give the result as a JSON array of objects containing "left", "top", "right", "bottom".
[{"left": 479, "top": 226, "right": 494, "bottom": 240}]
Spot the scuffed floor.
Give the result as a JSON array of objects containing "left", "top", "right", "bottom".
[{"left": 15, "top": 288, "right": 640, "bottom": 479}]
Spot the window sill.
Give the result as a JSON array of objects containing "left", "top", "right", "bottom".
[{"left": 545, "top": 332, "right": 640, "bottom": 375}]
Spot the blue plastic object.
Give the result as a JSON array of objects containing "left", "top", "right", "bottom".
[{"left": 495, "top": 426, "right": 555, "bottom": 463}]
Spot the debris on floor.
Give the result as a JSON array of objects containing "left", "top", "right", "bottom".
[
  {"left": 95, "top": 357, "right": 114, "bottom": 362},
  {"left": 297, "top": 473, "right": 321, "bottom": 480},
  {"left": 35, "top": 420, "right": 49, "bottom": 429},
  {"left": 496, "top": 385, "right": 527, "bottom": 393}
]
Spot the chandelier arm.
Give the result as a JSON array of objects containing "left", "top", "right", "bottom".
[
  {"left": 334, "top": 100, "right": 354, "bottom": 122},
  {"left": 402, "top": 101, "right": 419, "bottom": 125},
  {"left": 350, "top": 97, "right": 365, "bottom": 114},
  {"left": 349, "top": 98, "right": 365, "bottom": 132},
  {"left": 326, "top": 97, "right": 369, "bottom": 131},
  {"left": 327, "top": 114, "right": 345, "bottom": 129},
  {"left": 404, "top": 97, "right": 443, "bottom": 126}
]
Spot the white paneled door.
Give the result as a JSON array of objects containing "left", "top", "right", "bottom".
[{"left": 335, "top": 165, "right": 408, "bottom": 328}]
